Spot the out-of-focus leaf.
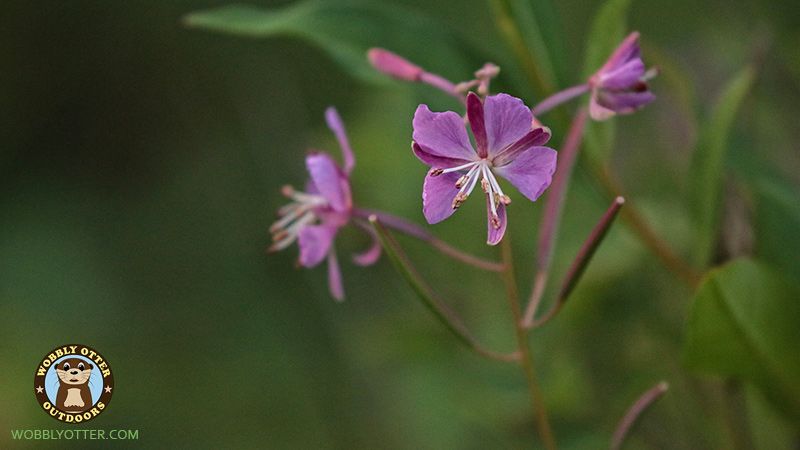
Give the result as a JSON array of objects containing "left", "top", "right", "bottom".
[
  {"left": 582, "top": 118, "right": 616, "bottom": 163},
  {"left": 641, "top": 41, "right": 699, "bottom": 147},
  {"left": 184, "top": 1, "right": 467, "bottom": 84},
  {"left": 581, "top": 0, "right": 632, "bottom": 162},
  {"left": 746, "top": 385, "right": 796, "bottom": 450},
  {"left": 684, "top": 258, "right": 800, "bottom": 421},
  {"left": 689, "top": 66, "right": 755, "bottom": 267},
  {"left": 497, "top": 0, "right": 568, "bottom": 90},
  {"left": 754, "top": 178, "right": 800, "bottom": 280},
  {"left": 582, "top": 0, "right": 632, "bottom": 78}
]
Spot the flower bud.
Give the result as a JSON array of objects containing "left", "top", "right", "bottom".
[{"left": 367, "top": 48, "right": 423, "bottom": 81}]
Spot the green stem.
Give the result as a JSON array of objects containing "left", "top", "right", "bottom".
[
  {"left": 501, "top": 237, "right": 557, "bottom": 450},
  {"left": 528, "top": 196, "right": 625, "bottom": 329},
  {"left": 370, "top": 216, "right": 519, "bottom": 363}
]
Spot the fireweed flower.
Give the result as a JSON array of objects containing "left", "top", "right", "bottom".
[
  {"left": 269, "top": 107, "right": 379, "bottom": 301},
  {"left": 588, "top": 31, "right": 656, "bottom": 121},
  {"left": 412, "top": 92, "right": 557, "bottom": 245}
]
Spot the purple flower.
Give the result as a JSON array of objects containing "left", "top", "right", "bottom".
[
  {"left": 269, "top": 107, "right": 380, "bottom": 301},
  {"left": 588, "top": 32, "right": 656, "bottom": 121},
  {"left": 412, "top": 92, "right": 557, "bottom": 245}
]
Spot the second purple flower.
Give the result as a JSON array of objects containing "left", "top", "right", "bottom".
[{"left": 412, "top": 92, "right": 557, "bottom": 245}]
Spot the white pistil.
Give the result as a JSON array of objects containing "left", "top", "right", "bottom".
[
  {"left": 269, "top": 186, "right": 327, "bottom": 252},
  {"left": 446, "top": 160, "right": 507, "bottom": 225},
  {"left": 451, "top": 164, "right": 481, "bottom": 209},
  {"left": 436, "top": 161, "right": 479, "bottom": 175}
]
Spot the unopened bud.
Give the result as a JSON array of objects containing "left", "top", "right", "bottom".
[
  {"left": 368, "top": 48, "right": 423, "bottom": 81},
  {"left": 475, "top": 63, "right": 500, "bottom": 80}
]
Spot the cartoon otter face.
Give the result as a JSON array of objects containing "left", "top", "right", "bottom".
[{"left": 55, "top": 358, "right": 93, "bottom": 386}]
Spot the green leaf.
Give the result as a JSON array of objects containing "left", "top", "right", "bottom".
[
  {"left": 689, "top": 66, "right": 756, "bottom": 267},
  {"left": 184, "top": 1, "right": 468, "bottom": 84},
  {"left": 754, "top": 178, "right": 800, "bottom": 280},
  {"left": 500, "top": 0, "right": 568, "bottom": 89},
  {"left": 582, "top": 0, "right": 632, "bottom": 78},
  {"left": 581, "top": 0, "right": 632, "bottom": 161},
  {"left": 684, "top": 258, "right": 800, "bottom": 421}
]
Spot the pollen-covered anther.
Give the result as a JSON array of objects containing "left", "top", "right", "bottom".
[
  {"left": 430, "top": 168, "right": 444, "bottom": 177},
  {"left": 455, "top": 175, "right": 468, "bottom": 189},
  {"left": 281, "top": 185, "right": 295, "bottom": 197},
  {"left": 481, "top": 178, "right": 490, "bottom": 193},
  {"left": 452, "top": 193, "right": 467, "bottom": 209},
  {"left": 271, "top": 229, "right": 289, "bottom": 242},
  {"left": 498, "top": 194, "right": 511, "bottom": 205},
  {"left": 491, "top": 215, "right": 501, "bottom": 229}
]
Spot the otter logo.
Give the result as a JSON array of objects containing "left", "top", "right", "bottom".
[{"left": 33, "top": 344, "right": 114, "bottom": 423}]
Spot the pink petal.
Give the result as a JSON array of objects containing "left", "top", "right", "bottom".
[
  {"left": 492, "top": 126, "right": 552, "bottom": 167},
  {"left": 598, "top": 32, "right": 641, "bottom": 75},
  {"left": 327, "top": 250, "right": 345, "bottom": 301},
  {"left": 412, "top": 104, "right": 476, "bottom": 161},
  {"left": 483, "top": 94, "right": 533, "bottom": 157},
  {"left": 486, "top": 200, "right": 507, "bottom": 246},
  {"left": 494, "top": 146, "right": 557, "bottom": 202},
  {"left": 599, "top": 59, "right": 646, "bottom": 89},
  {"left": 466, "top": 92, "right": 488, "bottom": 158},
  {"left": 596, "top": 90, "right": 655, "bottom": 114},
  {"left": 306, "top": 152, "right": 351, "bottom": 212},
  {"left": 352, "top": 223, "right": 382, "bottom": 266},
  {"left": 298, "top": 224, "right": 339, "bottom": 268},
  {"left": 589, "top": 90, "right": 617, "bottom": 121},
  {"left": 325, "top": 107, "right": 355, "bottom": 175},
  {"left": 412, "top": 142, "right": 471, "bottom": 168},
  {"left": 422, "top": 169, "right": 461, "bottom": 224}
]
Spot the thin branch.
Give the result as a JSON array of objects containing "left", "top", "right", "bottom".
[
  {"left": 523, "top": 108, "right": 588, "bottom": 326},
  {"left": 593, "top": 165, "right": 702, "bottom": 287},
  {"left": 611, "top": 381, "right": 669, "bottom": 450},
  {"left": 353, "top": 208, "right": 504, "bottom": 272},
  {"left": 529, "top": 196, "right": 624, "bottom": 329},
  {"left": 533, "top": 84, "right": 590, "bottom": 116},
  {"left": 500, "top": 237, "right": 557, "bottom": 450},
  {"left": 369, "top": 216, "right": 519, "bottom": 363}
]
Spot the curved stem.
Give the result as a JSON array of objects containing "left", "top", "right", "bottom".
[
  {"left": 529, "top": 197, "right": 625, "bottom": 329},
  {"left": 523, "top": 108, "right": 588, "bottom": 326},
  {"left": 370, "top": 216, "right": 520, "bottom": 363},
  {"left": 611, "top": 381, "right": 669, "bottom": 450},
  {"left": 592, "top": 165, "right": 702, "bottom": 287},
  {"left": 532, "top": 84, "right": 590, "bottom": 116},
  {"left": 353, "top": 208, "right": 504, "bottom": 272},
  {"left": 500, "top": 238, "right": 557, "bottom": 450}
]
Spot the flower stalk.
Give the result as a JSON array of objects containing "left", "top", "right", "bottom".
[
  {"left": 353, "top": 208, "right": 504, "bottom": 272},
  {"left": 370, "top": 215, "right": 520, "bottom": 363},
  {"left": 529, "top": 196, "right": 625, "bottom": 329},
  {"left": 523, "top": 108, "right": 588, "bottom": 326},
  {"left": 500, "top": 237, "right": 557, "bottom": 450},
  {"left": 611, "top": 381, "right": 669, "bottom": 450}
]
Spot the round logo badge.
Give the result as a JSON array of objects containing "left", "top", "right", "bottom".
[{"left": 33, "top": 344, "right": 114, "bottom": 423}]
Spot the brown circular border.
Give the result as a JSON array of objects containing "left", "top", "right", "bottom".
[{"left": 33, "top": 344, "right": 114, "bottom": 423}]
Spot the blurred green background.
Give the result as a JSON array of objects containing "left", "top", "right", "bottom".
[{"left": 1, "top": 0, "right": 798, "bottom": 448}]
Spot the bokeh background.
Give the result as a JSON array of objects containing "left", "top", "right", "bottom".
[{"left": 1, "top": 0, "right": 798, "bottom": 448}]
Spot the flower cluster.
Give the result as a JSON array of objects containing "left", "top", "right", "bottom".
[{"left": 271, "top": 31, "right": 655, "bottom": 299}]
